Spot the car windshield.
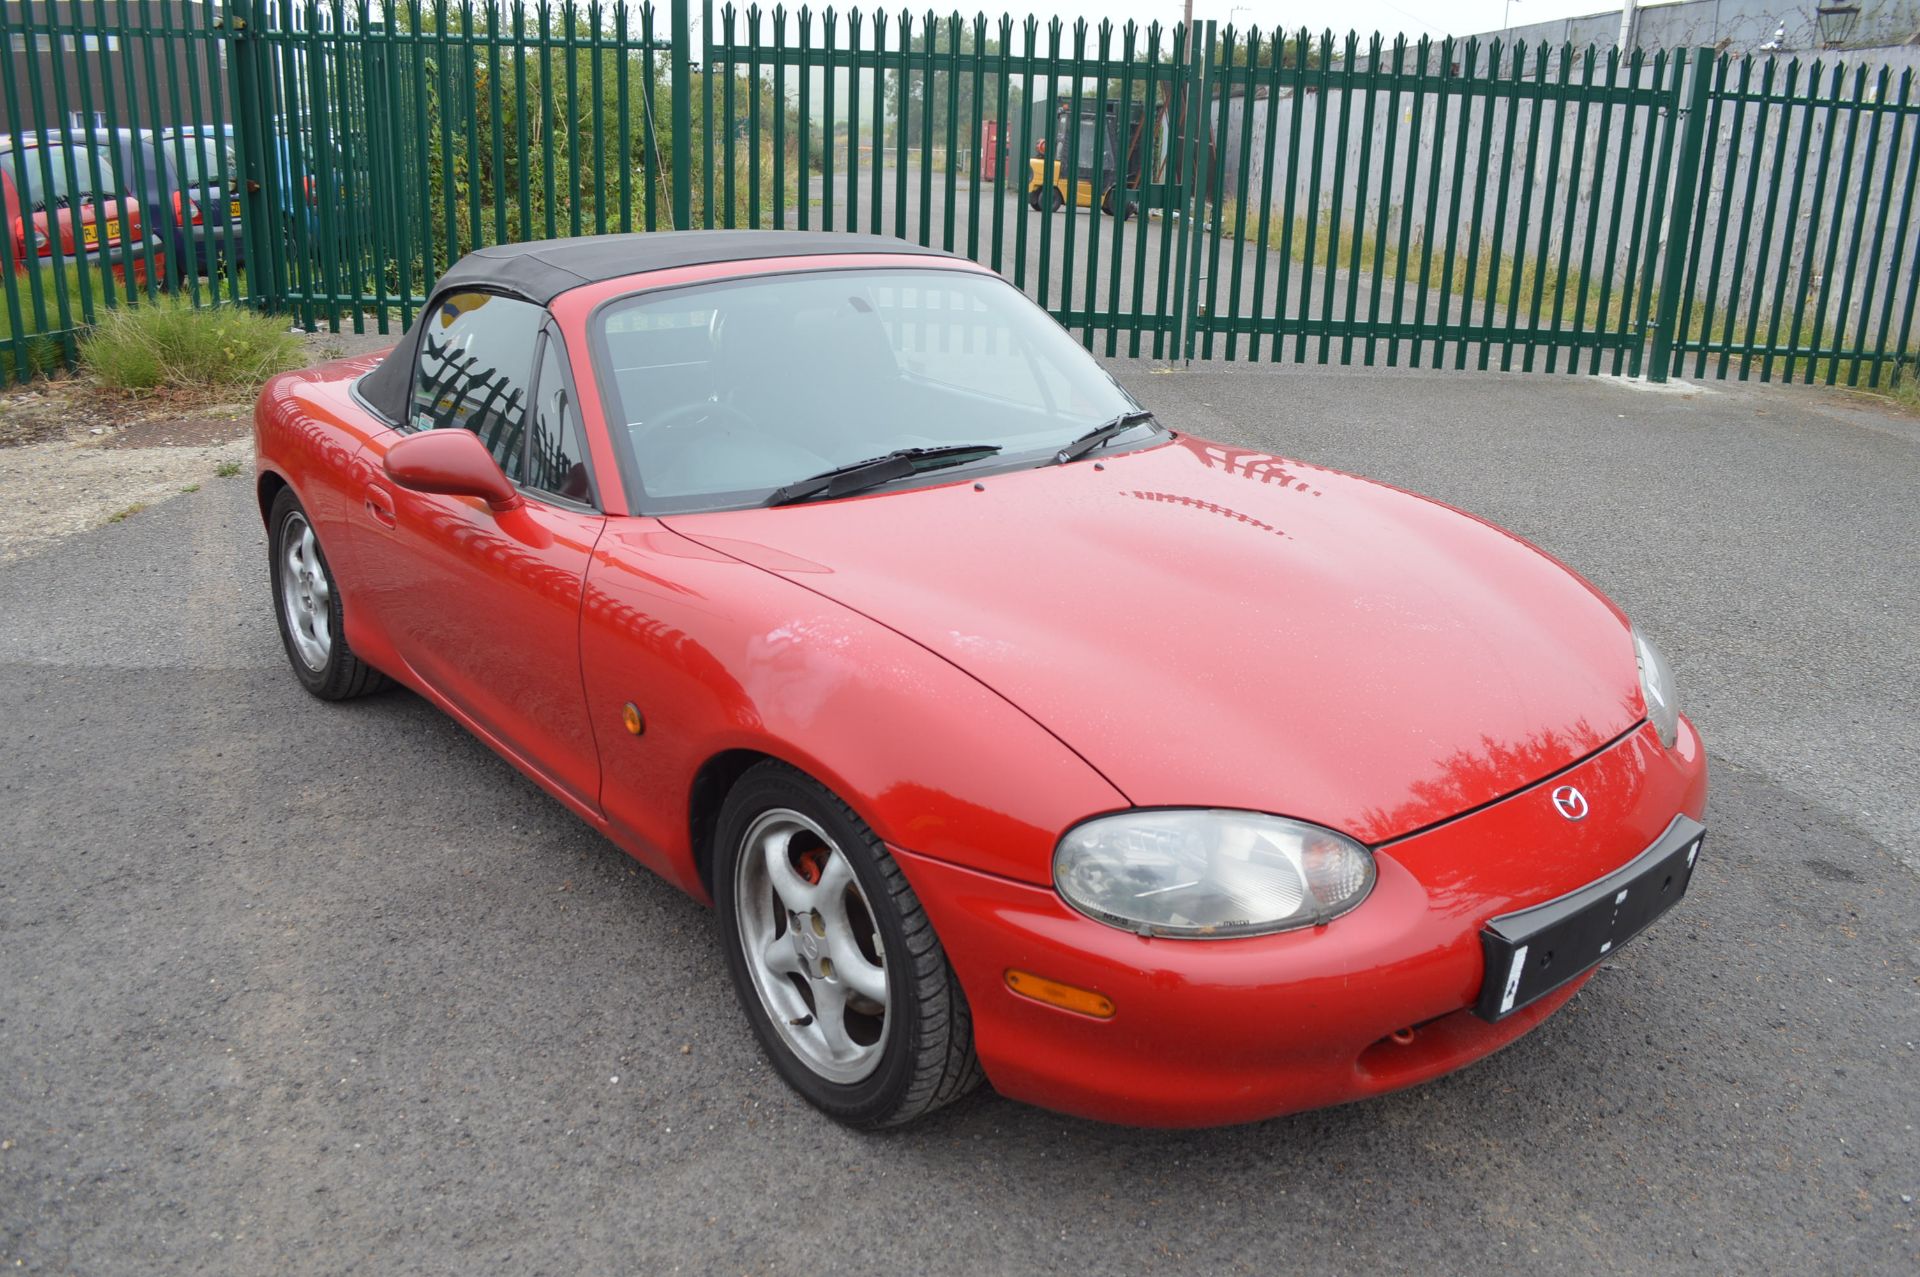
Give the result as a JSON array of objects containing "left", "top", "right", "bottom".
[
  {"left": 172, "top": 136, "right": 235, "bottom": 186},
  {"left": 11, "top": 146, "right": 120, "bottom": 210},
  {"left": 593, "top": 267, "right": 1147, "bottom": 512}
]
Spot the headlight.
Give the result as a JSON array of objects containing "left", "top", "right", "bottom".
[
  {"left": 1054, "top": 809, "right": 1376, "bottom": 938},
  {"left": 1633, "top": 625, "right": 1681, "bottom": 749}
]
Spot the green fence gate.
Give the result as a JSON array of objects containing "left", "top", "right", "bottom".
[
  {"left": 2, "top": 1, "right": 1916, "bottom": 389},
  {"left": 1191, "top": 32, "right": 1694, "bottom": 376},
  {"left": 1671, "top": 51, "right": 1920, "bottom": 385}
]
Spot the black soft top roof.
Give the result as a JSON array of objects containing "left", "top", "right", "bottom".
[{"left": 357, "top": 230, "right": 956, "bottom": 423}]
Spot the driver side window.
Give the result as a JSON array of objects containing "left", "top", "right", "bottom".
[
  {"left": 409, "top": 291, "right": 547, "bottom": 480},
  {"left": 526, "top": 331, "right": 594, "bottom": 505}
]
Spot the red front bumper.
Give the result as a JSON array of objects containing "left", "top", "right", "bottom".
[{"left": 894, "top": 716, "right": 1708, "bottom": 1127}]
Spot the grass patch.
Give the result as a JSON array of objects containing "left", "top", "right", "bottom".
[
  {"left": 105, "top": 503, "right": 146, "bottom": 524},
  {"left": 80, "top": 296, "right": 302, "bottom": 394},
  {"left": 1215, "top": 200, "right": 1636, "bottom": 333},
  {"left": 1889, "top": 359, "right": 1920, "bottom": 411},
  {"left": 1818, "top": 352, "right": 1920, "bottom": 411},
  {"left": 214, "top": 460, "right": 243, "bottom": 478},
  {"left": 1216, "top": 201, "right": 1917, "bottom": 391},
  {"left": 0, "top": 262, "right": 134, "bottom": 383},
  {"left": 0, "top": 331, "right": 64, "bottom": 384}
]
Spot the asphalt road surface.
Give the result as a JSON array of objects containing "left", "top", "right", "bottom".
[{"left": 2, "top": 364, "right": 1916, "bottom": 1274}]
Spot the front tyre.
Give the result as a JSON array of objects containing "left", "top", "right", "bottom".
[
  {"left": 714, "top": 761, "right": 983, "bottom": 1128},
  {"left": 268, "top": 487, "right": 388, "bottom": 700}
]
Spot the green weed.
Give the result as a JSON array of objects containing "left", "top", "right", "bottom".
[{"left": 80, "top": 296, "right": 302, "bottom": 394}]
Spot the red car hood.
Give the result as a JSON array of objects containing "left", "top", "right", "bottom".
[{"left": 664, "top": 436, "right": 1645, "bottom": 844}]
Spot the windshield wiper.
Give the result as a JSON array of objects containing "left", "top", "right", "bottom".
[
  {"left": 1055, "top": 410, "right": 1157, "bottom": 464},
  {"left": 766, "top": 444, "right": 1003, "bottom": 507}
]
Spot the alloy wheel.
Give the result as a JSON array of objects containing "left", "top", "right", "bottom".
[
  {"left": 278, "top": 511, "right": 332, "bottom": 671},
  {"left": 732, "top": 807, "right": 890, "bottom": 1084}
]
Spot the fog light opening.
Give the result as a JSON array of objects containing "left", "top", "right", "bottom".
[{"left": 1004, "top": 969, "right": 1115, "bottom": 1020}]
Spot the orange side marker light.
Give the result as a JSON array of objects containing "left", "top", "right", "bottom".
[{"left": 1004, "top": 969, "right": 1115, "bottom": 1020}]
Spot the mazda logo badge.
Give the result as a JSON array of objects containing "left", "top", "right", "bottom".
[{"left": 1551, "top": 785, "right": 1589, "bottom": 821}]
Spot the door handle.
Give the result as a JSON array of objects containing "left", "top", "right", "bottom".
[{"left": 364, "top": 483, "right": 396, "bottom": 529}]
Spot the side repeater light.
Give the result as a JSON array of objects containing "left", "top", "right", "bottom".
[{"left": 1004, "top": 969, "right": 1115, "bottom": 1019}]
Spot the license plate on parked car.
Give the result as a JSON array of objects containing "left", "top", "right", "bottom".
[
  {"left": 1474, "top": 816, "right": 1704, "bottom": 1022},
  {"left": 229, "top": 198, "right": 242, "bottom": 220}
]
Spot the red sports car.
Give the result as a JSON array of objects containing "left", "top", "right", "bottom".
[{"left": 253, "top": 231, "right": 1706, "bottom": 1129}]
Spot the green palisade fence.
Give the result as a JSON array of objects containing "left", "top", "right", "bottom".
[
  {"left": 1, "top": 2, "right": 1916, "bottom": 389},
  {"left": 1672, "top": 51, "right": 1920, "bottom": 385}
]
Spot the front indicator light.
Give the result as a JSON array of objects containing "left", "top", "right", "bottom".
[{"left": 1004, "top": 969, "right": 1116, "bottom": 1019}]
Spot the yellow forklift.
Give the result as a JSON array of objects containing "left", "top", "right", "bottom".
[{"left": 1027, "top": 99, "right": 1147, "bottom": 219}]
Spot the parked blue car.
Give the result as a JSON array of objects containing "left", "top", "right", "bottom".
[
  {"left": 159, "top": 125, "right": 364, "bottom": 273},
  {"left": 151, "top": 126, "right": 247, "bottom": 273}
]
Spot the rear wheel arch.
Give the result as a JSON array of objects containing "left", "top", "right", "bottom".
[{"left": 265, "top": 484, "right": 388, "bottom": 699}]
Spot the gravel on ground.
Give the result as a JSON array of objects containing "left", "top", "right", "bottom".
[{"left": 0, "top": 327, "right": 396, "bottom": 563}]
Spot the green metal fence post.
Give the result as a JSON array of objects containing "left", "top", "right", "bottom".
[
  {"left": 703, "top": 0, "right": 716, "bottom": 229},
  {"left": 224, "top": 0, "right": 280, "bottom": 310},
  {"left": 1176, "top": 21, "right": 1212, "bottom": 364},
  {"left": 1646, "top": 46, "right": 1713, "bottom": 383},
  {"left": 671, "top": 0, "right": 692, "bottom": 227}
]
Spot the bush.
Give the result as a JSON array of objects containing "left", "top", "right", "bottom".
[{"left": 80, "top": 297, "right": 303, "bottom": 393}]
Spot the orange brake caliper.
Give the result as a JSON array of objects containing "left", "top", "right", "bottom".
[{"left": 796, "top": 847, "right": 827, "bottom": 886}]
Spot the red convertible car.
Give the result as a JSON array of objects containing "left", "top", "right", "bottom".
[{"left": 253, "top": 231, "right": 1706, "bottom": 1129}]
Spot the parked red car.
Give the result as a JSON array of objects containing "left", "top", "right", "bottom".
[
  {"left": 252, "top": 231, "right": 1707, "bottom": 1129},
  {"left": 2, "top": 138, "right": 167, "bottom": 288}
]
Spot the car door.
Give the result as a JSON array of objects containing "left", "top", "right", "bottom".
[{"left": 352, "top": 291, "right": 607, "bottom": 808}]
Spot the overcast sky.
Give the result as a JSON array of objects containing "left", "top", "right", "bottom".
[
  {"left": 997, "top": 0, "right": 1620, "bottom": 39},
  {"left": 703, "top": 0, "right": 1633, "bottom": 42}
]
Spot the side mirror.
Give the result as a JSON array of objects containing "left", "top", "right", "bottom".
[{"left": 383, "top": 429, "right": 523, "bottom": 513}]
